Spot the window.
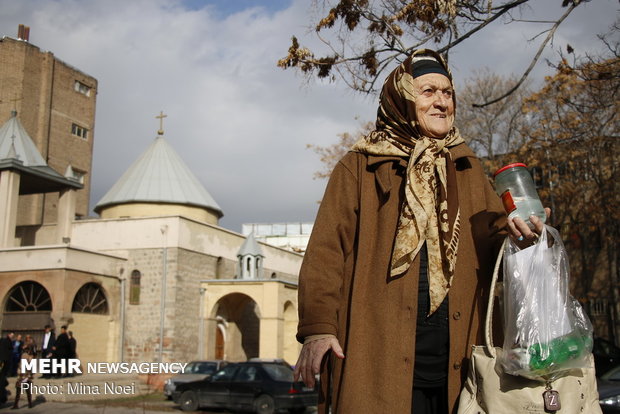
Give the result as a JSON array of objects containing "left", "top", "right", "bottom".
[
  {"left": 68, "top": 168, "right": 85, "bottom": 184},
  {"left": 129, "top": 270, "right": 141, "bottom": 305},
  {"left": 5, "top": 281, "right": 52, "bottom": 312},
  {"left": 71, "top": 283, "right": 109, "bottom": 314},
  {"left": 74, "top": 81, "right": 91, "bottom": 96},
  {"left": 211, "top": 365, "right": 238, "bottom": 382},
  {"left": 71, "top": 123, "right": 88, "bottom": 139},
  {"left": 236, "top": 366, "right": 260, "bottom": 382},
  {"left": 262, "top": 364, "right": 294, "bottom": 381}
]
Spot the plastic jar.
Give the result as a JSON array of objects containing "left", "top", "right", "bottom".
[{"left": 493, "top": 163, "right": 546, "bottom": 227}]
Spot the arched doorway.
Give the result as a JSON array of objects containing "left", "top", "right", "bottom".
[
  {"left": 212, "top": 293, "right": 261, "bottom": 361},
  {"left": 1, "top": 281, "right": 53, "bottom": 346}
]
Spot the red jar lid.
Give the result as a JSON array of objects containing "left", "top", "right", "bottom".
[{"left": 493, "top": 162, "right": 527, "bottom": 177}]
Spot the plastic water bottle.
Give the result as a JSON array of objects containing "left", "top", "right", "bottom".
[
  {"left": 493, "top": 163, "right": 546, "bottom": 228},
  {"left": 528, "top": 333, "right": 589, "bottom": 372}
]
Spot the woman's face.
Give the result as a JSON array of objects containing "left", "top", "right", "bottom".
[{"left": 414, "top": 73, "right": 455, "bottom": 138}]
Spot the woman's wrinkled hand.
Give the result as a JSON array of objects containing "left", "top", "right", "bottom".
[
  {"left": 293, "top": 337, "right": 344, "bottom": 388},
  {"left": 507, "top": 207, "right": 551, "bottom": 248}
]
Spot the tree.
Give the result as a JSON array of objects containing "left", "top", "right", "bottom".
[
  {"left": 457, "top": 68, "right": 531, "bottom": 159},
  {"left": 307, "top": 120, "right": 374, "bottom": 179},
  {"left": 278, "top": 0, "right": 590, "bottom": 105}
]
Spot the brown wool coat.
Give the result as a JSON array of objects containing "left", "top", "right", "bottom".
[{"left": 297, "top": 143, "right": 508, "bottom": 414}]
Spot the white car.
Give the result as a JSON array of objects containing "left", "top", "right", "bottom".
[{"left": 164, "top": 360, "right": 228, "bottom": 399}]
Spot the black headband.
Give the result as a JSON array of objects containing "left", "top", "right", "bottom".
[{"left": 411, "top": 59, "right": 450, "bottom": 79}]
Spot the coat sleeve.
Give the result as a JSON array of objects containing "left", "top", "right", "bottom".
[{"left": 297, "top": 154, "right": 360, "bottom": 343}]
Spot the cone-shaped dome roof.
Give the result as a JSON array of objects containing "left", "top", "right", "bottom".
[
  {"left": 238, "top": 232, "right": 264, "bottom": 257},
  {"left": 94, "top": 135, "right": 222, "bottom": 217},
  {"left": 0, "top": 111, "right": 81, "bottom": 194},
  {"left": 0, "top": 111, "right": 47, "bottom": 166}
]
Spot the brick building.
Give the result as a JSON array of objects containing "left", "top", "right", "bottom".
[{"left": 0, "top": 25, "right": 96, "bottom": 227}]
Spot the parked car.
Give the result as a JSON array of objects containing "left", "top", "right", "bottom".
[
  {"left": 594, "top": 337, "right": 620, "bottom": 377},
  {"left": 172, "top": 360, "right": 317, "bottom": 414},
  {"left": 599, "top": 364, "right": 620, "bottom": 413},
  {"left": 164, "top": 360, "right": 228, "bottom": 399}
]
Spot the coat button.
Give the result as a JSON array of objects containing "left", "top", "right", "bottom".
[
  {"left": 453, "top": 311, "right": 461, "bottom": 320},
  {"left": 453, "top": 362, "right": 461, "bottom": 370}
]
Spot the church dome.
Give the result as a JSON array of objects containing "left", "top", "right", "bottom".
[{"left": 94, "top": 133, "right": 222, "bottom": 224}]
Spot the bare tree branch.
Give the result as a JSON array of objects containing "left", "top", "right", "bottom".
[{"left": 473, "top": 1, "right": 580, "bottom": 107}]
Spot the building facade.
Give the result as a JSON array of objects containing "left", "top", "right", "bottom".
[
  {"left": 0, "top": 28, "right": 303, "bottom": 370},
  {"left": 0, "top": 26, "right": 96, "bottom": 226}
]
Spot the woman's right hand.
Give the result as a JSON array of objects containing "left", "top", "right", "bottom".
[{"left": 293, "top": 336, "right": 345, "bottom": 388}]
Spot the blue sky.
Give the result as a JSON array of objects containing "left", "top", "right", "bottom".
[{"left": 0, "top": 0, "right": 617, "bottom": 232}]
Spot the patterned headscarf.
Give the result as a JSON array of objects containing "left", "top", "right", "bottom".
[{"left": 352, "top": 49, "right": 464, "bottom": 315}]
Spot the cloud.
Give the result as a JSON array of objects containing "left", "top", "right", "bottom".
[{"left": 0, "top": 0, "right": 616, "bottom": 231}]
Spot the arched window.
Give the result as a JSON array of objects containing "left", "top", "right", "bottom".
[
  {"left": 5, "top": 281, "right": 52, "bottom": 312},
  {"left": 71, "top": 283, "right": 109, "bottom": 314},
  {"left": 130, "top": 270, "right": 141, "bottom": 305}
]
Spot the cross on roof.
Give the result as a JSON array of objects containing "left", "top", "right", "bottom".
[{"left": 156, "top": 111, "right": 167, "bottom": 135}]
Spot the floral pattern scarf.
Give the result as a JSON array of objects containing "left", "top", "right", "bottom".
[{"left": 351, "top": 49, "right": 464, "bottom": 315}]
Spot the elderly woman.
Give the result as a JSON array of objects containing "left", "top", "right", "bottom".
[{"left": 293, "top": 49, "right": 545, "bottom": 413}]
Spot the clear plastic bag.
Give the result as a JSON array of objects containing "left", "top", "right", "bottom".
[{"left": 500, "top": 225, "right": 593, "bottom": 380}]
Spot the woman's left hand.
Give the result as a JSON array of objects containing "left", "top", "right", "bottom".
[{"left": 507, "top": 208, "right": 551, "bottom": 248}]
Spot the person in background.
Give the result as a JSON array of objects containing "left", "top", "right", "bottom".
[
  {"left": 52, "top": 326, "right": 70, "bottom": 378},
  {"left": 12, "top": 360, "right": 33, "bottom": 409},
  {"left": 67, "top": 331, "right": 77, "bottom": 377},
  {"left": 21, "top": 336, "right": 36, "bottom": 361},
  {"left": 0, "top": 332, "right": 14, "bottom": 404},
  {"left": 40, "top": 325, "right": 55, "bottom": 379},
  {"left": 293, "top": 49, "right": 546, "bottom": 413},
  {"left": 9, "top": 334, "right": 22, "bottom": 377},
  {"left": 12, "top": 333, "right": 36, "bottom": 408}
]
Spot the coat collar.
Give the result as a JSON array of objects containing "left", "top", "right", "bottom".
[
  {"left": 364, "top": 142, "right": 477, "bottom": 197},
  {"left": 367, "top": 155, "right": 406, "bottom": 196}
]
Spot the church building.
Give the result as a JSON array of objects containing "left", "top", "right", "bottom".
[{"left": 0, "top": 27, "right": 303, "bottom": 368}]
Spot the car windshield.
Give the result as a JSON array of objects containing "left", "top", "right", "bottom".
[
  {"left": 262, "top": 364, "right": 293, "bottom": 382},
  {"left": 185, "top": 362, "right": 218, "bottom": 375}
]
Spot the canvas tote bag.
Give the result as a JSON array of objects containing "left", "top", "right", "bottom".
[{"left": 457, "top": 239, "right": 601, "bottom": 414}]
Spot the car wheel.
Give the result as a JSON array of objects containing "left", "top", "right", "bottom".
[
  {"left": 179, "top": 390, "right": 199, "bottom": 411},
  {"left": 254, "top": 394, "right": 275, "bottom": 414}
]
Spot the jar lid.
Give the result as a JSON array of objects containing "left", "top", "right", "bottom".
[{"left": 493, "top": 162, "right": 527, "bottom": 177}]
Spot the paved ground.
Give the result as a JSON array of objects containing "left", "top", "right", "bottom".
[
  {"left": 0, "top": 400, "right": 174, "bottom": 413},
  {"left": 0, "top": 394, "right": 201, "bottom": 413},
  {"left": 0, "top": 392, "right": 318, "bottom": 413},
  {"left": 0, "top": 374, "right": 317, "bottom": 413}
]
